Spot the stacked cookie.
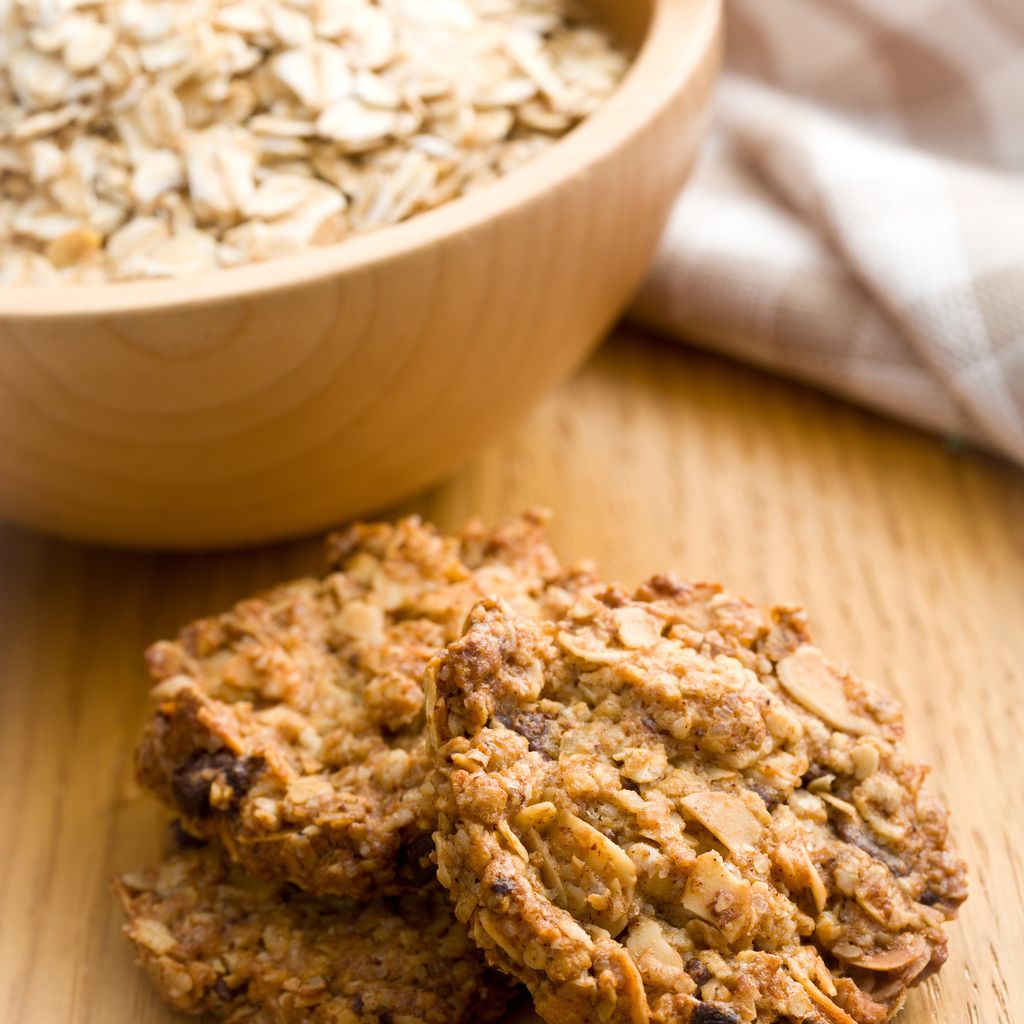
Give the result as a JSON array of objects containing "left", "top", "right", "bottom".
[{"left": 118, "top": 512, "right": 966, "bottom": 1024}]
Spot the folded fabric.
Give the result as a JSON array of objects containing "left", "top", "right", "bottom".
[{"left": 630, "top": 0, "right": 1024, "bottom": 465}]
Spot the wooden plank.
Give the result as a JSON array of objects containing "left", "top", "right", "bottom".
[{"left": 1, "top": 330, "right": 1020, "bottom": 1024}]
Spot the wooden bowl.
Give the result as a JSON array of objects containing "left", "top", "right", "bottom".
[{"left": 0, "top": 0, "right": 721, "bottom": 548}]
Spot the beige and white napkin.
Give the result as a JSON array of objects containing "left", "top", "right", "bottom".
[{"left": 630, "top": 0, "right": 1024, "bottom": 464}]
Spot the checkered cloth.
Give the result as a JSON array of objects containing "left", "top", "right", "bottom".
[{"left": 630, "top": 0, "right": 1024, "bottom": 464}]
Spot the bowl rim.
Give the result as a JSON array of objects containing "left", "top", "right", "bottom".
[{"left": 0, "top": 0, "right": 720, "bottom": 319}]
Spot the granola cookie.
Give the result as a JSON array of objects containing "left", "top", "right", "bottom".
[
  {"left": 137, "top": 511, "right": 590, "bottom": 899},
  {"left": 115, "top": 839, "right": 516, "bottom": 1023},
  {"left": 427, "top": 579, "right": 966, "bottom": 1024}
]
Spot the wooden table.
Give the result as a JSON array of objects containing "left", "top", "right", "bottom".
[{"left": 1, "top": 329, "right": 1021, "bottom": 1024}]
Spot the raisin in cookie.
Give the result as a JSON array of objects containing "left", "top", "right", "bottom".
[
  {"left": 137, "top": 511, "right": 591, "bottom": 899},
  {"left": 116, "top": 839, "right": 516, "bottom": 1023},
  {"left": 427, "top": 579, "right": 966, "bottom": 1024}
]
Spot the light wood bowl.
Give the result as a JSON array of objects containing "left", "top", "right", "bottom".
[{"left": 0, "top": 0, "right": 721, "bottom": 548}]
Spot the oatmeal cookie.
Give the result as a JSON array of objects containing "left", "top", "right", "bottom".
[
  {"left": 136, "top": 511, "right": 590, "bottom": 899},
  {"left": 115, "top": 839, "right": 516, "bottom": 1023},
  {"left": 427, "top": 578, "right": 966, "bottom": 1024}
]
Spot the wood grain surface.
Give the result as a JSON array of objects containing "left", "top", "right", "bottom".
[{"left": 0, "top": 328, "right": 1021, "bottom": 1024}]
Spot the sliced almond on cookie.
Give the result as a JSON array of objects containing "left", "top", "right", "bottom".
[
  {"left": 680, "top": 791, "right": 764, "bottom": 853},
  {"left": 557, "top": 628, "right": 629, "bottom": 665},
  {"left": 849, "top": 934, "right": 928, "bottom": 972},
  {"left": 682, "top": 851, "right": 754, "bottom": 944},
  {"left": 783, "top": 955, "right": 859, "bottom": 1024},
  {"left": 613, "top": 607, "right": 663, "bottom": 649},
  {"left": 598, "top": 941, "right": 651, "bottom": 1024},
  {"left": 625, "top": 917, "right": 685, "bottom": 970},
  {"left": 777, "top": 647, "right": 878, "bottom": 736},
  {"left": 525, "top": 811, "right": 637, "bottom": 937}
]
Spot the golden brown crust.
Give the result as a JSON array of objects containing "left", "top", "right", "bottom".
[
  {"left": 427, "top": 580, "right": 966, "bottom": 1024},
  {"left": 115, "top": 840, "right": 517, "bottom": 1023},
  {"left": 136, "top": 511, "right": 591, "bottom": 899}
]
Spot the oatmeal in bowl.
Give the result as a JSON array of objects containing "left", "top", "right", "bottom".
[{"left": 1, "top": 0, "right": 629, "bottom": 283}]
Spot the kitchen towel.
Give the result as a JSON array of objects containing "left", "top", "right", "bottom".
[{"left": 630, "top": 0, "right": 1024, "bottom": 465}]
